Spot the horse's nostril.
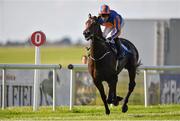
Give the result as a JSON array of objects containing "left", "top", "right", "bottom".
[
  {"left": 83, "top": 31, "right": 88, "bottom": 36},
  {"left": 83, "top": 31, "right": 86, "bottom": 35},
  {"left": 83, "top": 31, "right": 90, "bottom": 37}
]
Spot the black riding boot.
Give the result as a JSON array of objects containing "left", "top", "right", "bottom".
[{"left": 114, "top": 38, "right": 123, "bottom": 60}]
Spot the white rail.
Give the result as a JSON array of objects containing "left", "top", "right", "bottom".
[
  {"left": 0, "top": 64, "right": 62, "bottom": 111},
  {"left": 139, "top": 65, "right": 180, "bottom": 107},
  {"left": 68, "top": 64, "right": 180, "bottom": 108},
  {"left": 139, "top": 65, "right": 180, "bottom": 71},
  {"left": 0, "top": 64, "right": 61, "bottom": 69}
]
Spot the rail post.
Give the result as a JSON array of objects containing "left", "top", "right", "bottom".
[
  {"left": 67, "top": 64, "right": 88, "bottom": 110},
  {"left": 69, "top": 66, "right": 75, "bottom": 110},
  {"left": 143, "top": 69, "right": 148, "bottom": 107},
  {"left": 2, "top": 69, "right": 6, "bottom": 110},
  {"left": 53, "top": 69, "right": 56, "bottom": 111}
]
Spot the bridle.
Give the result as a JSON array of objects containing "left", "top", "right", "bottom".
[
  {"left": 89, "top": 34, "right": 111, "bottom": 62},
  {"left": 83, "top": 16, "right": 111, "bottom": 61},
  {"left": 89, "top": 51, "right": 110, "bottom": 61}
]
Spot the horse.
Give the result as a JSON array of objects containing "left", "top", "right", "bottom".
[{"left": 83, "top": 14, "right": 141, "bottom": 114}]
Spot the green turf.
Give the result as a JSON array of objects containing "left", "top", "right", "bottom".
[
  {"left": 0, "top": 46, "right": 85, "bottom": 67},
  {"left": 0, "top": 105, "right": 180, "bottom": 120}
]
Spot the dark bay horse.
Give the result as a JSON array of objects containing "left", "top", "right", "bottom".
[{"left": 83, "top": 14, "right": 141, "bottom": 114}]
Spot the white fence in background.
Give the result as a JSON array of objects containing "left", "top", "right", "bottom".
[
  {"left": 68, "top": 64, "right": 180, "bottom": 109},
  {"left": 0, "top": 64, "right": 62, "bottom": 111},
  {"left": 1, "top": 64, "right": 180, "bottom": 111}
]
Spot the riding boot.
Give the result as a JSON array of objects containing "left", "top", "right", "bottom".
[{"left": 114, "top": 38, "right": 123, "bottom": 60}]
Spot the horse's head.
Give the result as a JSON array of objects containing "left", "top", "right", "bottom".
[{"left": 83, "top": 14, "right": 102, "bottom": 40}]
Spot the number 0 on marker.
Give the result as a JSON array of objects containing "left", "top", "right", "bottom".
[{"left": 31, "top": 31, "right": 46, "bottom": 46}]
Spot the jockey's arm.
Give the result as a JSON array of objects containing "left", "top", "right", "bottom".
[
  {"left": 97, "top": 17, "right": 103, "bottom": 24},
  {"left": 111, "top": 16, "right": 121, "bottom": 40}
]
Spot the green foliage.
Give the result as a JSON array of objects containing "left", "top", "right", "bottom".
[{"left": 0, "top": 105, "right": 180, "bottom": 120}]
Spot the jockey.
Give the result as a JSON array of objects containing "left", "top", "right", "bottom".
[{"left": 98, "top": 4, "right": 124, "bottom": 60}]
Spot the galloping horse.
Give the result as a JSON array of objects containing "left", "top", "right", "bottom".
[{"left": 83, "top": 14, "right": 141, "bottom": 114}]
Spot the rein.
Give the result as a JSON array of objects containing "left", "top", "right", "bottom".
[
  {"left": 86, "top": 19, "right": 111, "bottom": 62},
  {"left": 90, "top": 51, "right": 110, "bottom": 61},
  {"left": 89, "top": 34, "right": 111, "bottom": 61}
]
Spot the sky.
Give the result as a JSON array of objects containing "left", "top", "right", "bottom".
[{"left": 0, "top": 0, "right": 180, "bottom": 43}]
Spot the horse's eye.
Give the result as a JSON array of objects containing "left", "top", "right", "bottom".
[{"left": 92, "top": 20, "right": 96, "bottom": 23}]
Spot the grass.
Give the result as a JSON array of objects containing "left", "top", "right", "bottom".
[
  {"left": 0, "top": 46, "right": 85, "bottom": 67},
  {"left": 0, "top": 105, "right": 180, "bottom": 120}
]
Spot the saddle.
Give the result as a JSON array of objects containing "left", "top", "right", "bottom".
[
  {"left": 106, "top": 38, "right": 133, "bottom": 71},
  {"left": 106, "top": 38, "right": 132, "bottom": 57}
]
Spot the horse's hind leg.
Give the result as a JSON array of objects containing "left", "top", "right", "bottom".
[
  {"left": 122, "top": 67, "right": 136, "bottom": 113},
  {"left": 94, "top": 80, "right": 110, "bottom": 115}
]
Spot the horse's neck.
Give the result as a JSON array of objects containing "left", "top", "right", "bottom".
[
  {"left": 90, "top": 38, "right": 107, "bottom": 59},
  {"left": 90, "top": 25, "right": 108, "bottom": 58}
]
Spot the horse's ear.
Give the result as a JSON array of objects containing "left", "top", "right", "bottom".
[
  {"left": 88, "top": 13, "right": 92, "bottom": 18},
  {"left": 94, "top": 16, "right": 98, "bottom": 21}
]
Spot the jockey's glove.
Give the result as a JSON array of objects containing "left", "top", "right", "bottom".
[{"left": 107, "top": 37, "right": 114, "bottom": 43}]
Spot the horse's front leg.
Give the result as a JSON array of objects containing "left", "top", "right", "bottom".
[
  {"left": 107, "top": 78, "right": 123, "bottom": 106},
  {"left": 107, "top": 79, "right": 117, "bottom": 105},
  {"left": 94, "top": 80, "right": 110, "bottom": 115},
  {"left": 122, "top": 68, "right": 136, "bottom": 113}
]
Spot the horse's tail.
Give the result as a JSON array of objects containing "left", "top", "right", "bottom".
[
  {"left": 133, "top": 42, "right": 142, "bottom": 74},
  {"left": 133, "top": 43, "right": 142, "bottom": 74},
  {"left": 136, "top": 60, "right": 142, "bottom": 75}
]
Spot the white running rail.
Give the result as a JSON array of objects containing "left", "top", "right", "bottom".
[
  {"left": 0, "top": 64, "right": 62, "bottom": 111},
  {"left": 68, "top": 64, "right": 180, "bottom": 108}
]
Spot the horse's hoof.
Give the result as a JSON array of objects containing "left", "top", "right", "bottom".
[
  {"left": 107, "top": 98, "right": 113, "bottom": 104},
  {"left": 113, "top": 100, "right": 119, "bottom": 106},
  {"left": 107, "top": 96, "right": 123, "bottom": 105},
  {"left": 112, "top": 96, "right": 123, "bottom": 106},
  {"left": 106, "top": 109, "right": 110, "bottom": 115},
  {"left": 117, "top": 96, "right": 123, "bottom": 101},
  {"left": 122, "top": 105, "right": 128, "bottom": 113}
]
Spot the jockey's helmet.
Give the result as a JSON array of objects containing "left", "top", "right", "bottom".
[{"left": 99, "top": 4, "right": 110, "bottom": 15}]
